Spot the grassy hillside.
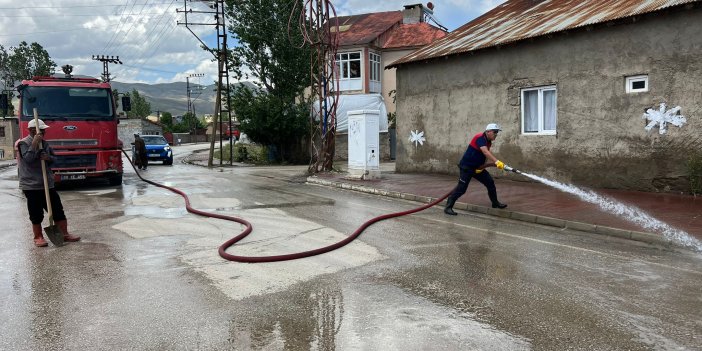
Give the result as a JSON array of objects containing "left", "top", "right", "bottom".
[{"left": 110, "top": 81, "right": 257, "bottom": 117}]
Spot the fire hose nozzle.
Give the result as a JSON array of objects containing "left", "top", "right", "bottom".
[{"left": 504, "top": 165, "right": 522, "bottom": 174}]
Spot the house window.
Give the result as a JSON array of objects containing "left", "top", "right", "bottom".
[
  {"left": 0, "top": 127, "right": 5, "bottom": 138},
  {"left": 336, "top": 52, "right": 361, "bottom": 79},
  {"left": 626, "top": 75, "right": 648, "bottom": 93},
  {"left": 370, "top": 52, "right": 381, "bottom": 81},
  {"left": 369, "top": 52, "right": 381, "bottom": 93},
  {"left": 521, "top": 85, "right": 557, "bottom": 135},
  {"left": 335, "top": 51, "right": 362, "bottom": 91}
]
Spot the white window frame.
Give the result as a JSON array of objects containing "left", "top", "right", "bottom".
[
  {"left": 625, "top": 75, "right": 648, "bottom": 93},
  {"left": 369, "top": 52, "right": 381, "bottom": 93},
  {"left": 369, "top": 52, "right": 381, "bottom": 82},
  {"left": 335, "top": 51, "right": 362, "bottom": 91},
  {"left": 521, "top": 85, "right": 557, "bottom": 135}
]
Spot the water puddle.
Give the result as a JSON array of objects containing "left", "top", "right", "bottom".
[{"left": 519, "top": 172, "right": 702, "bottom": 252}]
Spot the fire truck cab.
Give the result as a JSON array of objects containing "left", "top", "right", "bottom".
[{"left": 14, "top": 65, "right": 130, "bottom": 185}]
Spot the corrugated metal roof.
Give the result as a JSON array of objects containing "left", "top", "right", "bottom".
[{"left": 389, "top": 0, "right": 700, "bottom": 67}]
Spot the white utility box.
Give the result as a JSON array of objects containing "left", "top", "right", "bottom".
[{"left": 347, "top": 109, "right": 380, "bottom": 180}]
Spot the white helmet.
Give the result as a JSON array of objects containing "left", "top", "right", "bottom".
[
  {"left": 485, "top": 123, "right": 501, "bottom": 131},
  {"left": 28, "top": 119, "right": 50, "bottom": 130}
]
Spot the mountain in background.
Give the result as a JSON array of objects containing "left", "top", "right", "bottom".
[{"left": 110, "top": 81, "right": 258, "bottom": 117}]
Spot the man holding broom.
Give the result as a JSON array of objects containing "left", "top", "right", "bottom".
[{"left": 16, "top": 119, "right": 80, "bottom": 247}]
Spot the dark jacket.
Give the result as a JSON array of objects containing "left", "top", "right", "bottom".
[{"left": 16, "top": 135, "right": 55, "bottom": 190}]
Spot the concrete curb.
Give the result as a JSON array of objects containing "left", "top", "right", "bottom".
[
  {"left": 306, "top": 176, "right": 676, "bottom": 250},
  {"left": 0, "top": 161, "right": 16, "bottom": 170}
]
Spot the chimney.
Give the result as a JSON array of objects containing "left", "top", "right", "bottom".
[{"left": 402, "top": 4, "right": 424, "bottom": 24}]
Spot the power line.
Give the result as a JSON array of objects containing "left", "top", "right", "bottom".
[
  {"left": 127, "top": 0, "right": 178, "bottom": 65},
  {"left": 102, "top": 0, "right": 140, "bottom": 53},
  {"left": 111, "top": 0, "right": 154, "bottom": 54},
  {"left": 0, "top": 2, "right": 175, "bottom": 10},
  {"left": 119, "top": 63, "right": 180, "bottom": 74},
  {"left": 0, "top": 27, "right": 85, "bottom": 37},
  {"left": 0, "top": 12, "right": 170, "bottom": 18}
]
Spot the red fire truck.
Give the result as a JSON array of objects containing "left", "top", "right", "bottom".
[{"left": 14, "top": 66, "right": 130, "bottom": 185}]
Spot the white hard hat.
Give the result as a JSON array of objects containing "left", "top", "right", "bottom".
[
  {"left": 485, "top": 123, "right": 502, "bottom": 131},
  {"left": 28, "top": 119, "right": 50, "bottom": 130}
]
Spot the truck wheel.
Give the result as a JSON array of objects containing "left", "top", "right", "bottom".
[
  {"left": 108, "top": 174, "right": 123, "bottom": 186},
  {"left": 164, "top": 158, "right": 173, "bottom": 165}
]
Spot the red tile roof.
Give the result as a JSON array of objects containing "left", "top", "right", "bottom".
[
  {"left": 333, "top": 11, "right": 403, "bottom": 46},
  {"left": 382, "top": 22, "right": 447, "bottom": 49},
  {"left": 390, "top": 0, "right": 700, "bottom": 67}
]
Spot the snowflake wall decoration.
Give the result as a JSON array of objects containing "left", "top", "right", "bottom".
[
  {"left": 408, "top": 130, "right": 426, "bottom": 148},
  {"left": 642, "top": 103, "right": 686, "bottom": 135}
]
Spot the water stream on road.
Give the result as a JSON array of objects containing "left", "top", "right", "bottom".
[{"left": 518, "top": 172, "right": 702, "bottom": 252}]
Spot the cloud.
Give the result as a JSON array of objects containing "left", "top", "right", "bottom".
[{"left": 0, "top": 0, "right": 499, "bottom": 84}]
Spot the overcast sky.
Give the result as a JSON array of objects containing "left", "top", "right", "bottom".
[{"left": 0, "top": 0, "right": 502, "bottom": 85}]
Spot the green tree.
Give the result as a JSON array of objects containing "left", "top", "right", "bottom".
[
  {"left": 0, "top": 41, "right": 56, "bottom": 115},
  {"left": 173, "top": 112, "right": 202, "bottom": 133},
  {"left": 7, "top": 42, "right": 55, "bottom": 81},
  {"left": 126, "top": 89, "right": 151, "bottom": 119},
  {"left": 225, "top": 0, "right": 312, "bottom": 162},
  {"left": 160, "top": 111, "right": 173, "bottom": 131}
]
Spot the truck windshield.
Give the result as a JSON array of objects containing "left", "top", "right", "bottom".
[{"left": 20, "top": 86, "right": 114, "bottom": 121}]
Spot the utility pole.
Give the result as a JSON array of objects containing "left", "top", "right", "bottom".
[
  {"left": 178, "top": 0, "right": 234, "bottom": 166},
  {"left": 92, "top": 55, "right": 122, "bottom": 82},
  {"left": 186, "top": 73, "right": 204, "bottom": 142}
]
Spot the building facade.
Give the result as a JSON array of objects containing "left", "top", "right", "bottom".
[
  {"left": 0, "top": 118, "right": 20, "bottom": 160},
  {"left": 329, "top": 3, "right": 447, "bottom": 160},
  {"left": 391, "top": 1, "right": 702, "bottom": 193}
]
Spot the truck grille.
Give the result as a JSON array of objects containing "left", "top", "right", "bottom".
[
  {"left": 48, "top": 139, "right": 99, "bottom": 147},
  {"left": 52, "top": 154, "right": 97, "bottom": 169}
]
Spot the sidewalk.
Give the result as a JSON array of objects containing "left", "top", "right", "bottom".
[
  {"left": 0, "top": 159, "right": 15, "bottom": 170},
  {"left": 307, "top": 162, "right": 702, "bottom": 251}
]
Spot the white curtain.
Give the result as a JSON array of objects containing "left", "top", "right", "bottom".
[
  {"left": 543, "top": 89, "right": 556, "bottom": 131},
  {"left": 524, "top": 90, "right": 538, "bottom": 132}
]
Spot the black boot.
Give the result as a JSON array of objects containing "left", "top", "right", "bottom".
[
  {"left": 444, "top": 197, "right": 457, "bottom": 216},
  {"left": 488, "top": 188, "right": 507, "bottom": 209}
]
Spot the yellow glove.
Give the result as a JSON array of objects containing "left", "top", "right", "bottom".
[
  {"left": 475, "top": 169, "right": 483, "bottom": 174},
  {"left": 495, "top": 160, "right": 505, "bottom": 170}
]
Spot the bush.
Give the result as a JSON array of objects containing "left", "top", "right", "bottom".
[
  {"left": 688, "top": 152, "right": 702, "bottom": 195},
  {"left": 215, "top": 143, "right": 269, "bottom": 165}
]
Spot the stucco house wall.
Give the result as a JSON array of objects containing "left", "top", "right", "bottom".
[
  {"left": 117, "top": 118, "right": 164, "bottom": 149},
  {"left": 382, "top": 49, "right": 413, "bottom": 114},
  {"left": 395, "top": 8, "right": 702, "bottom": 192},
  {"left": 0, "top": 118, "right": 20, "bottom": 160}
]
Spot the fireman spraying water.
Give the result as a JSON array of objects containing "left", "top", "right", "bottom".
[{"left": 444, "top": 123, "right": 517, "bottom": 216}]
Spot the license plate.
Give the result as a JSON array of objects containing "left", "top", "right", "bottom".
[
  {"left": 60, "top": 174, "right": 86, "bottom": 181},
  {"left": 149, "top": 154, "right": 160, "bottom": 157}
]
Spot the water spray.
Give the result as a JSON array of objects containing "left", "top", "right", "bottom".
[{"left": 506, "top": 165, "right": 701, "bottom": 252}]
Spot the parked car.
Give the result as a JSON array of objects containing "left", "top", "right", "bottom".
[{"left": 141, "top": 135, "right": 173, "bottom": 165}]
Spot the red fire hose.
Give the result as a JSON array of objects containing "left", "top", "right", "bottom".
[{"left": 124, "top": 150, "right": 451, "bottom": 263}]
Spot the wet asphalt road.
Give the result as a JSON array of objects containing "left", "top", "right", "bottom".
[{"left": 0, "top": 144, "right": 700, "bottom": 350}]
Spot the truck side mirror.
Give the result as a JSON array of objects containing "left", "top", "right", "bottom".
[
  {"left": 121, "top": 96, "right": 131, "bottom": 112},
  {"left": 0, "top": 93, "right": 8, "bottom": 114}
]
